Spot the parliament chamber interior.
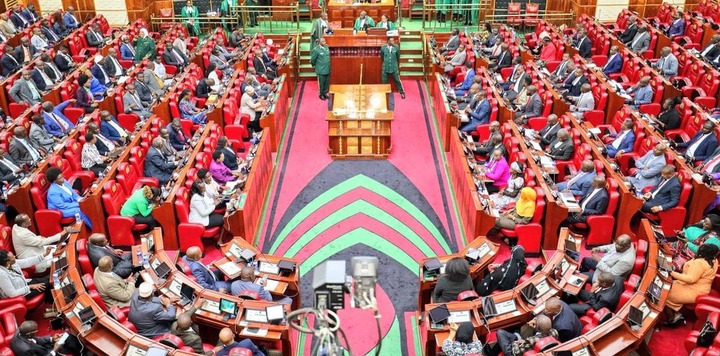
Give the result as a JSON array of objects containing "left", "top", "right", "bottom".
[{"left": 3, "top": 0, "right": 720, "bottom": 355}]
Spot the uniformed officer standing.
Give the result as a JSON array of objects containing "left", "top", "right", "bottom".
[
  {"left": 380, "top": 37, "right": 405, "bottom": 99},
  {"left": 311, "top": 37, "right": 331, "bottom": 100}
]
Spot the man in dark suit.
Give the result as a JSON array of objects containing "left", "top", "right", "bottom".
[
  {"left": 14, "top": 38, "right": 36, "bottom": 64},
  {"left": 40, "top": 55, "right": 63, "bottom": 83},
  {"left": 88, "top": 122, "right": 114, "bottom": 156},
  {"left": 490, "top": 43, "right": 512, "bottom": 69},
  {"left": 9, "top": 127, "right": 43, "bottom": 167},
  {"left": 525, "top": 297, "right": 581, "bottom": 343},
  {"left": 700, "top": 146, "right": 720, "bottom": 174},
  {"left": 619, "top": 16, "right": 638, "bottom": 44},
  {"left": 675, "top": 121, "right": 719, "bottom": 162},
  {"left": 472, "top": 132, "right": 507, "bottom": 159},
  {"left": 195, "top": 78, "right": 215, "bottom": 99},
  {"left": 574, "top": 29, "right": 593, "bottom": 59},
  {"left": 9, "top": 6, "right": 29, "bottom": 30},
  {"left": 502, "top": 64, "right": 529, "bottom": 92},
  {"left": 10, "top": 321, "right": 62, "bottom": 355},
  {"left": 85, "top": 23, "right": 105, "bottom": 48},
  {"left": 133, "top": 72, "right": 157, "bottom": 105},
  {"left": 555, "top": 160, "right": 597, "bottom": 196},
  {"left": 104, "top": 48, "right": 126, "bottom": 78},
  {"left": 40, "top": 20, "right": 61, "bottom": 45},
  {"left": 603, "top": 45, "right": 623, "bottom": 76},
  {"left": 460, "top": 90, "right": 491, "bottom": 133},
  {"left": 54, "top": 46, "right": 76, "bottom": 73},
  {"left": 550, "top": 52, "right": 572, "bottom": 79},
  {"left": 702, "top": 35, "right": 720, "bottom": 62},
  {"left": 1, "top": 46, "right": 21, "bottom": 77},
  {"left": 539, "top": 114, "right": 561, "bottom": 148},
  {"left": 145, "top": 137, "right": 178, "bottom": 185},
  {"left": 567, "top": 272, "right": 624, "bottom": 316},
  {"left": 30, "top": 60, "right": 56, "bottom": 92},
  {"left": 183, "top": 246, "right": 229, "bottom": 292},
  {"left": 641, "top": 165, "right": 682, "bottom": 213},
  {"left": 562, "top": 68, "right": 588, "bottom": 99},
  {"left": 167, "top": 119, "right": 190, "bottom": 151},
  {"left": 162, "top": 40, "right": 189, "bottom": 69},
  {"left": 667, "top": 12, "right": 686, "bottom": 37},
  {"left": 561, "top": 176, "right": 609, "bottom": 226},
  {"left": 92, "top": 56, "right": 112, "bottom": 87},
  {"left": 87, "top": 233, "right": 133, "bottom": 279},
  {"left": 253, "top": 49, "right": 276, "bottom": 80},
  {"left": 546, "top": 128, "right": 574, "bottom": 161},
  {"left": 515, "top": 85, "right": 543, "bottom": 124},
  {"left": 605, "top": 119, "right": 636, "bottom": 158},
  {"left": 0, "top": 148, "right": 21, "bottom": 186}
]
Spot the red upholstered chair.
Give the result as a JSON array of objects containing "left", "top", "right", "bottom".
[
  {"left": 526, "top": 336, "right": 559, "bottom": 354},
  {"left": 116, "top": 162, "right": 159, "bottom": 196},
  {"left": 507, "top": 3, "right": 522, "bottom": 27},
  {"left": 29, "top": 173, "right": 74, "bottom": 236},
  {"left": 76, "top": 238, "right": 94, "bottom": 276},
  {"left": 617, "top": 136, "right": 660, "bottom": 174},
  {"left": 108, "top": 306, "right": 135, "bottom": 332},
  {"left": 555, "top": 142, "right": 592, "bottom": 181},
  {"left": 499, "top": 187, "right": 545, "bottom": 254},
  {"left": 683, "top": 71, "right": 720, "bottom": 108},
  {"left": 48, "top": 155, "right": 95, "bottom": 191},
  {"left": 572, "top": 180, "right": 619, "bottom": 246},
  {"left": 524, "top": 3, "right": 540, "bottom": 28},
  {"left": 0, "top": 304, "right": 25, "bottom": 344},
  {"left": 579, "top": 307, "right": 612, "bottom": 334},
  {"left": 154, "top": 334, "right": 185, "bottom": 349},
  {"left": 229, "top": 348, "right": 254, "bottom": 356},
  {"left": 665, "top": 113, "right": 706, "bottom": 143},
  {"left": 458, "top": 291, "right": 479, "bottom": 301},
  {"left": 238, "top": 290, "right": 261, "bottom": 300},
  {"left": 644, "top": 172, "right": 693, "bottom": 237},
  {"left": 101, "top": 180, "right": 145, "bottom": 247},
  {"left": 117, "top": 114, "right": 140, "bottom": 132},
  {"left": 175, "top": 187, "right": 221, "bottom": 253},
  {"left": 128, "top": 146, "right": 149, "bottom": 178}
]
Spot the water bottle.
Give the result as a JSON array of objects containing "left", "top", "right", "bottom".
[
  {"left": 136, "top": 248, "right": 143, "bottom": 264},
  {"left": 74, "top": 212, "right": 81, "bottom": 224},
  {"left": 53, "top": 270, "right": 60, "bottom": 288}
]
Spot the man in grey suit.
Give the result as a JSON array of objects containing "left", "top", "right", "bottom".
[
  {"left": 134, "top": 72, "right": 157, "bottom": 105},
  {"left": 9, "top": 70, "right": 43, "bottom": 106},
  {"left": 9, "top": 127, "right": 43, "bottom": 167},
  {"left": 28, "top": 115, "right": 57, "bottom": 152},
  {"left": 122, "top": 83, "right": 152, "bottom": 119},
  {"left": 142, "top": 62, "right": 165, "bottom": 97},
  {"left": 570, "top": 83, "right": 595, "bottom": 118},
  {"left": 628, "top": 25, "right": 651, "bottom": 54},
  {"left": 555, "top": 160, "right": 597, "bottom": 196},
  {"left": 580, "top": 234, "right": 636, "bottom": 284},
  {"left": 128, "top": 282, "right": 177, "bottom": 338},
  {"left": 441, "top": 28, "right": 461, "bottom": 54},
  {"left": 626, "top": 76, "right": 654, "bottom": 108},
  {"left": 514, "top": 85, "right": 543, "bottom": 124},
  {"left": 230, "top": 266, "right": 293, "bottom": 304},
  {"left": 546, "top": 129, "right": 574, "bottom": 161},
  {"left": 144, "top": 137, "right": 177, "bottom": 185},
  {"left": 627, "top": 143, "right": 667, "bottom": 193},
  {"left": 654, "top": 47, "right": 678, "bottom": 78}
]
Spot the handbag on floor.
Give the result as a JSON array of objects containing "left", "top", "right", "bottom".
[{"left": 698, "top": 320, "right": 718, "bottom": 347}]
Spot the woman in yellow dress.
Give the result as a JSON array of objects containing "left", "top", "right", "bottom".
[{"left": 664, "top": 244, "right": 719, "bottom": 325}]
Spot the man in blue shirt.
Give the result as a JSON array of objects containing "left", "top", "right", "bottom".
[
  {"left": 625, "top": 76, "right": 653, "bottom": 108},
  {"left": 212, "top": 327, "right": 265, "bottom": 356},
  {"left": 41, "top": 100, "right": 75, "bottom": 137},
  {"left": 454, "top": 61, "right": 475, "bottom": 96}
]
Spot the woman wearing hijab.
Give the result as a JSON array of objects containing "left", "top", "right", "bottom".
[
  {"left": 432, "top": 257, "right": 474, "bottom": 303},
  {"left": 493, "top": 187, "right": 537, "bottom": 245},
  {"left": 490, "top": 161, "right": 525, "bottom": 210},
  {"left": 483, "top": 149, "right": 510, "bottom": 194},
  {"left": 671, "top": 214, "right": 720, "bottom": 270},
  {"left": 133, "top": 28, "right": 156, "bottom": 63},
  {"left": 475, "top": 245, "right": 527, "bottom": 296},
  {"left": 664, "top": 244, "right": 719, "bottom": 325},
  {"left": 441, "top": 322, "right": 483, "bottom": 356}
]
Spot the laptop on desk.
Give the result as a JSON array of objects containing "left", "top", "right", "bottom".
[
  {"left": 627, "top": 305, "right": 644, "bottom": 330},
  {"left": 428, "top": 304, "right": 451, "bottom": 327},
  {"left": 521, "top": 283, "right": 540, "bottom": 305},
  {"left": 565, "top": 237, "right": 580, "bottom": 261},
  {"left": 153, "top": 262, "right": 171, "bottom": 281},
  {"left": 178, "top": 282, "right": 195, "bottom": 307}
]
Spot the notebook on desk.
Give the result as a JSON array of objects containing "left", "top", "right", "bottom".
[
  {"left": 245, "top": 308, "right": 268, "bottom": 323},
  {"left": 539, "top": 156, "right": 555, "bottom": 167},
  {"left": 201, "top": 300, "right": 221, "bottom": 314},
  {"left": 259, "top": 261, "right": 280, "bottom": 275}
]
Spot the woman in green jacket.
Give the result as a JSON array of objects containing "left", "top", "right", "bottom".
[
  {"left": 120, "top": 185, "right": 161, "bottom": 232},
  {"left": 677, "top": 214, "right": 720, "bottom": 253},
  {"left": 133, "top": 28, "right": 156, "bottom": 63},
  {"left": 181, "top": 0, "right": 201, "bottom": 36}
]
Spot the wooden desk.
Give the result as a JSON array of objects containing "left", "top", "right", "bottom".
[
  {"left": 324, "top": 35, "right": 399, "bottom": 86},
  {"left": 258, "top": 75, "right": 290, "bottom": 152},
  {"left": 225, "top": 133, "right": 274, "bottom": 243},
  {"left": 326, "top": 0, "right": 397, "bottom": 25},
  {"left": 421, "top": 301, "right": 484, "bottom": 356},
  {"left": 429, "top": 73, "right": 456, "bottom": 152},
  {"left": 417, "top": 236, "right": 498, "bottom": 311},
  {"left": 326, "top": 84, "right": 393, "bottom": 159}
]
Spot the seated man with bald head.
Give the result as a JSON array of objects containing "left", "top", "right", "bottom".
[
  {"left": 183, "top": 246, "right": 229, "bottom": 293},
  {"left": 87, "top": 233, "right": 133, "bottom": 279},
  {"left": 230, "top": 266, "right": 293, "bottom": 304},
  {"left": 531, "top": 297, "right": 581, "bottom": 343},
  {"left": 212, "top": 327, "right": 265, "bottom": 356},
  {"left": 172, "top": 311, "right": 209, "bottom": 354},
  {"left": 494, "top": 314, "right": 559, "bottom": 356},
  {"left": 580, "top": 234, "right": 636, "bottom": 284},
  {"left": 11, "top": 321, "right": 68, "bottom": 355},
  {"left": 94, "top": 255, "right": 137, "bottom": 308},
  {"left": 566, "top": 271, "right": 624, "bottom": 316}
]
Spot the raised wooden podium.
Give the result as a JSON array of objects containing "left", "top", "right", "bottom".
[{"left": 326, "top": 84, "right": 392, "bottom": 159}]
